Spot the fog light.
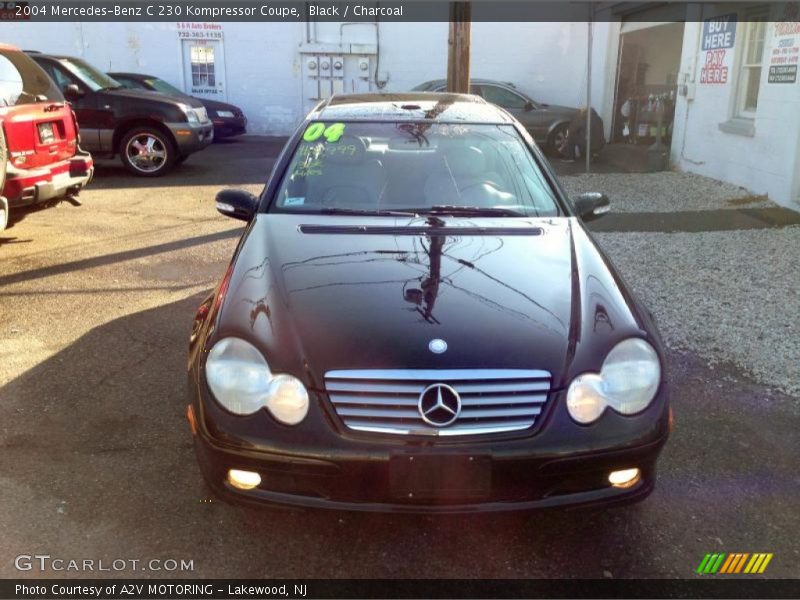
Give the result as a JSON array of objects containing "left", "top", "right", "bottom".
[
  {"left": 608, "top": 468, "right": 640, "bottom": 488},
  {"left": 227, "top": 469, "right": 261, "bottom": 490}
]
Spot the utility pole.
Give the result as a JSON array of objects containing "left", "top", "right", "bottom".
[
  {"left": 447, "top": 2, "right": 471, "bottom": 93},
  {"left": 586, "top": 17, "right": 593, "bottom": 173}
]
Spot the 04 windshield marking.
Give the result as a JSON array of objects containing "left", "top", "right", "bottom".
[{"left": 271, "top": 122, "right": 559, "bottom": 218}]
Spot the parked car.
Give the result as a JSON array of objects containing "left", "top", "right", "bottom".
[
  {"left": 187, "top": 92, "right": 670, "bottom": 513},
  {"left": 413, "top": 78, "right": 586, "bottom": 154},
  {"left": 27, "top": 52, "right": 213, "bottom": 176},
  {"left": 108, "top": 72, "right": 247, "bottom": 140},
  {"left": 0, "top": 44, "right": 93, "bottom": 229}
]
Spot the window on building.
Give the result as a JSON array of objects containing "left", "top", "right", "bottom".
[
  {"left": 190, "top": 45, "right": 215, "bottom": 88},
  {"left": 735, "top": 8, "right": 770, "bottom": 117}
]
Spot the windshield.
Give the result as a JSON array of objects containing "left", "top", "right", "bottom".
[
  {"left": 272, "top": 122, "right": 560, "bottom": 217},
  {"left": 145, "top": 78, "right": 187, "bottom": 97},
  {"left": 0, "top": 50, "right": 63, "bottom": 105},
  {"left": 60, "top": 58, "right": 121, "bottom": 92}
]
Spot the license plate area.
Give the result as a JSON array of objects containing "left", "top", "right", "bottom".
[
  {"left": 389, "top": 454, "right": 491, "bottom": 500},
  {"left": 38, "top": 122, "right": 57, "bottom": 144}
]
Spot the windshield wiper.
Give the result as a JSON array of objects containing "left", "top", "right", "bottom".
[
  {"left": 408, "top": 205, "right": 527, "bottom": 217},
  {"left": 317, "top": 207, "right": 420, "bottom": 217}
]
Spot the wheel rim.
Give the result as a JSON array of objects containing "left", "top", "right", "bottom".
[
  {"left": 125, "top": 134, "right": 168, "bottom": 173},
  {"left": 552, "top": 129, "right": 567, "bottom": 154}
]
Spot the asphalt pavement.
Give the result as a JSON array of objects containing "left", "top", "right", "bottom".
[{"left": 0, "top": 139, "right": 798, "bottom": 579}]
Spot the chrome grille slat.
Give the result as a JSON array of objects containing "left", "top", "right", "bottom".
[
  {"left": 453, "top": 381, "right": 551, "bottom": 394},
  {"left": 335, "top": 407, "right": 421, "bottom": 418},
  {"left": 460, "top": 406, "right": 542, "bottom": 418},
  {"left": 325, "top": 381, "right": 424, "bottom": 394},
  {"left": 344, "top": 419, "right": 540, "bottom": 436},
  {"left": 325, "top": 369, "right": 551, "bottom": 437},
  {"left": 460, "top": 394, "right": 547, "bottom": 406},
  {"left": 330, "top": 394, "right": 420, "bottom": 406}
]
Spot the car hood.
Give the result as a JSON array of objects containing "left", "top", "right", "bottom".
[
  {"left": 104, "top": 87, "right": 204, "bottom": 107},
  {"left": 541, "top": 104, "right": 578, "bottom": 116},
  {"left": 195, "top": 97, "right": 240, "bottom": 112},
  {"left": 216, "top": 215, "right": 644, "bottom": 389}
]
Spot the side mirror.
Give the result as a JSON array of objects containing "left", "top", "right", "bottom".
[
  {"left": 216, "top": 189, "right": 259, "bottom": 222},
  {"left": 63, "top": 84, "right": 84, "bottom": 101},
  {"left": 524, "top": 100, "right": 535, "bottom": 111},
  {"left": 573, "top": 192, "right": 610, "bottom": 222}
]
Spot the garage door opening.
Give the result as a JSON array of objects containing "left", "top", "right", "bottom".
[{"left": 611, "top": 22, "right": 685, "bottom": 146}]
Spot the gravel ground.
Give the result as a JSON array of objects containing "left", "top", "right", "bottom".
[
  {"left": 595, "top": 227, "right": 800, "bottom": 398},
  {"left": 561, "top": 171, "right": 777, "bottom": 213}
]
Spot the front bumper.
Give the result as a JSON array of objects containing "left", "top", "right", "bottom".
[
  {"left": 190, "top": 382, "right": 670, "bottom": 513},
  {"left": 166, "top": 121, "right": 214, "bottom": 155},
  {"left": 4, "top": 151, "right": 94, "bottom": 206},
  {"left": 211, "top": 116, "right": 247, "bottom": 138}
]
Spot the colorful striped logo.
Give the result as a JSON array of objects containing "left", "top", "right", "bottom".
[{"left": 696, "top": 553, "right": 773, "bottom": 574}]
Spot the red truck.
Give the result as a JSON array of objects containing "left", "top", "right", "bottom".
[{"left": 0, "top": 44, "right": 93, "bottom": 231}]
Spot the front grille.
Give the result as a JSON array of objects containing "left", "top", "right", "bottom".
[{"left": 325, "top": 369, "right": 551, "bottom": 437}]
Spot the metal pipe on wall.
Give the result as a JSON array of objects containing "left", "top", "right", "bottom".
[{"left": 586, "top": 16, "right": 593, "bottom": 173}]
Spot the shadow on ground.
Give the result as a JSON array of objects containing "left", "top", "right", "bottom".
[
  {"left": 86, "top": 137, "right": 288, "bottom": 191},
  {"left": 0, "top": 296, "right": 798, "bottom": 578}
]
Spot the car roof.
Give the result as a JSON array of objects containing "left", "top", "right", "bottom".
[
  {"left": 108, "top": 72, "right": 152, "bottom": 79},
  {"left": 25, "top": 52, "right": 74, "bottom": 61},
  {"left": 310, "top": 93, "right": 514, "bottom": 124},
  {"left": 419, "top": 78, "right": 518, "bottom": 89}
]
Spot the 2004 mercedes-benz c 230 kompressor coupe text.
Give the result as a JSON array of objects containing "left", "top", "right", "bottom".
[{"left": 187, "top": 93, "right": 670, "bottom": 513}]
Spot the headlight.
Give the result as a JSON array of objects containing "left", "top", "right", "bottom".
[
  {"left": 216, "top": 110, "right": 235, "bottom": 118},
  {"left": 205, "top": 337, "right": 309, "bottom": 424},
  {"left": 179, "top": 102, "right": 199, "bottom": 123},
  {"left": 566, "top": 338, "right": 661, "bottom": 424},
  {"left": 194, "top": 106, "right": 209, "bottom": 122},
  {"left": 265, "top": 374, "right": 309, "bottom": 425}
]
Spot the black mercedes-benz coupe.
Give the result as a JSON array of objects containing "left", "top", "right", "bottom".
[{"left": 187, "top": 92, "right": 670, "bottom": 513}]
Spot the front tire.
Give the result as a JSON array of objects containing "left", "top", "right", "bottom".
[
  {"left": 0, "top": 197, "right": 8, "bottom": 232},
  {"left": 119, "top": 127, "right": 176, "bottom": 177},
  {"left": 547, "top": 124, "right": 569, "bottom": 156},
  {"left": 0, "top": 126, "right": 7, "bottom": 201},
  {"left": 0, "top": 128, "right": 7, "bottom": 232}
]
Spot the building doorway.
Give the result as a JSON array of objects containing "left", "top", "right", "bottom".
[{"left": 612, "top": 22, "right": 685, "bottom": 145}]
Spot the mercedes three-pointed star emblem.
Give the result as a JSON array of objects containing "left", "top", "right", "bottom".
[{"left": 418, "top": 383, "right": 461, "bottom": 427}]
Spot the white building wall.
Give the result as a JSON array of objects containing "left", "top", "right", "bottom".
[
  {"left": 671, "top": 5, "right": 800, "bottom": 208},
  {"left": 0, "top": 21, "right": 614, "bottom": 136}
]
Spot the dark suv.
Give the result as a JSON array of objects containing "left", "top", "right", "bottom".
[{"left": 28, "top": 52, "right": 213, "bottom": 176}]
